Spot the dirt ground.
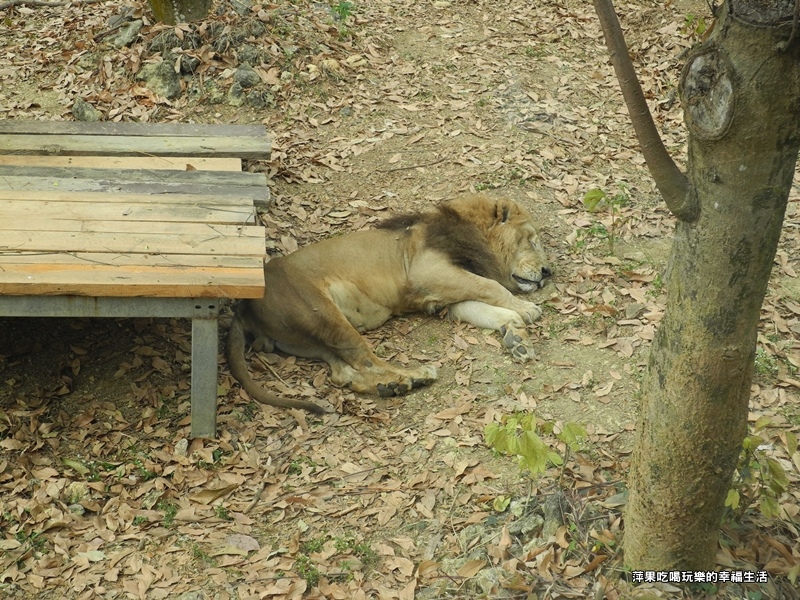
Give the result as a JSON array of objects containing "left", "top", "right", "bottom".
[{"left": 1, "top": 0, "right": 799, "bottom": 599}]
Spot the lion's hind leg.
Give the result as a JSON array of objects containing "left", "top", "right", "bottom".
[
  {"left": 325, "top": 355, "right": 437, "bottom": 397},
  {"left": 448, "top": 300, "right": 536, "bottom": 361},
  {"left": 273, "top": 303, "right": 438, "bottom": 397}
]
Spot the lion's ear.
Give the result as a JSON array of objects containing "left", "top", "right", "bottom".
[{"left": 498, "top": 202, "right": 510, "bottom": 224}]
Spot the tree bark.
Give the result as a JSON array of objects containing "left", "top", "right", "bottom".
[
  {"left": 594, "top": 0, "right": 800, "bottom": 569},
  {"left": 147, "top": 0, "right": 212, "bottom": 24}
]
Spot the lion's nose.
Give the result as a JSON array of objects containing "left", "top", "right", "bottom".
[{"left": 541, "top": 266, "right": 553, "bottom": 279}]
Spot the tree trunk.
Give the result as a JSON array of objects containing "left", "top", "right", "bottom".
[
  {"left": 595, "top": 0, "right": 800, "bottom": 569},
  {"left": 147, "top": 0, "right": 213, "bottom": 24}
]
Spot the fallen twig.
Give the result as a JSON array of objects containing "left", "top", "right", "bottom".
[
  {"left": 377, "top": 156, "right": 447, "bottom": 173},
  {"left": 243, "top": 483, "right": 266, "bottom": 514}
]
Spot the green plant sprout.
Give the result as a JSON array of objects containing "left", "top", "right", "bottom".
[
  {"left": 485, "top": 413, "right": 587, "bottom": 476},
  {"left": 582, "top": 185, "right": 630, "bottom": 255},
  {"left": 726, "top": 418, "right": 794, "bottom": 521},
  {"left": 332, "top": 1, "right": 353, "bottom": 20},
  {"left": 683, "top": 13, "right": 708, "bottom": 38}
]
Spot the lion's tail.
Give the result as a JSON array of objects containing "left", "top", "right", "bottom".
[{"left": 227, "top": 315, "right": 328, "bottom": 415}]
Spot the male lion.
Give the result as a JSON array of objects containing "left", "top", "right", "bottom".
[{"left": 228, "top": 193, "right": 551, "bottom": 413}]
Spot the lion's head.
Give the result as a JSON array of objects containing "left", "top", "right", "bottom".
[{"left": 441, "top": 194, "right": 551, "bottom": 293}]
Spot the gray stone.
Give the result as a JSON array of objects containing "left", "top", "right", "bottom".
[
  {"left": 111, "top": 19, "right": 142, "bottom": 48},
  {"left": 175, "top": 592, "right": 207, "bottom": 600},
  {"left": 229, "top": 0, "right": 252, "bottom": 16},
  {"left": 246, "top": 89, "right": 274, "bottom": 110},
  {"left": 507, "top": 512, "right": 544, "bottom": 536},
  {"left": 228, "top": 83, "right": 246, "bottom": 107},
  {"left": 179, "top": 54, "right": 201, "bottom": 75},
  {"left": 137, "top": 61, "right": 182, "bottom": 100},
  {"left": 199, "top": 80, "right": 225, "bottom": 105},
  {"left": 71, "top": 97, "right": 101, "bottom": 122},
  {"left": 234, "top": 63, "right": 261, "bottom": 89},
  {"left": 245, "top": 21, "right": 266, "bottom": 37},
  {"left": 237, "top": 44, "right": 264, "bottom": 67},
  {"left": 541, "top": 491, "right": 565, "bottom": 539},
  {"left": 474, "top": 567, "right": 513, "bottom": 598}
]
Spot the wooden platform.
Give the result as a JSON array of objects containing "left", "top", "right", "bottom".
[{"left": 0, "top": 120, "right": 271, "bottom": 438}]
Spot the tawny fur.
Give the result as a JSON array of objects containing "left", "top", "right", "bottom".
[{"left": 227, "top": 193, "right": 551, "bottom": 413}]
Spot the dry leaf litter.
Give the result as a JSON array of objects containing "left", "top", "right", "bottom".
[{"left": 0, "top": 0, "right": 799, "bottom": 598}]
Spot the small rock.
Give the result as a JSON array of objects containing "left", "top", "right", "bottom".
[
  {"left": 246, "top": 89, "right": 274, "bottom": 110},
  {"left": 229, "top": 0, "right": 252, "bottom": 16},
  {"left": 71, "top": 98, "right": 101, "bottom": 122},
  {"left": 234, "top": 63, "right": 261, "bottom": 89},
  {"left": 174, "top": 438, "right": 189, "bottom": 457},
  {"left": 228, "top": 82, "right": 246, "bottom": 107},
  {"left": 111, "top": 19, "right": 143, "bottom": 48},
  {"left": 196, "top": 80, "right": 225, "bottom": 105},
  {"left": 65, "top": 481, "right": 90, "bottom": 504},
  {"left": 180, "top": 55, "right": 201, "bottom": 75},
  {"left": 149, "top": 30, "right": 182, "bottom": 54},
  {"left": 474, "top": 567, "right": 513, "bottom": 598},
  {"left": 67, "top": 504, "right": 86, "bottom": 516},
  {"left": 175, "top": 592, "right": 207, "bottom": 600},
  {"left": 137, "top": 61, "right": 182, "bottom": 99},
  {"left": 542, "top": 491, "right": 566, "bottom": 539},
  {"left": 345, "top": 54, "right": 367, "bottom": 67},
  {"left": 320, "top": 58, "right": 342, "bottom": 74},
  {"left": 507, "top": 512, "right": 544, "bottom": 536},
  {"left": 625, "top": 303, "right": 646, "bottom": 319},
  {"left": 237, "top": 44, "right": 264, "bottom": 66},
  {"left": 245, "top": 21, "right": 266, "bottom": 37}
]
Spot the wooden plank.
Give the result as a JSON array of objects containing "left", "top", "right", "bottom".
[
  {"left": 0, "top": 173, "right": 269, "bottom": 204},
  {"left": 0, "top": 220, "right": 264, "bottom": 238},
  {"left": 0, "top": 155, "right": 242, "bottom": 170},
  {"left": 0, "top": 200, "right": 257, "bottom": 224},
  {"left": 0, "top": 262, "right": 265, "bottom": 298},
  {"left": 0, "top": 189, "right": 259, "bottom": 206},
  {"left": 0, "top": 228, "right": 266, "bottom": 256},
  {"left": 0, "top": 134, "right": 270, "bottom": 159},
  {"left": 0, "top": 121, "right": 267, "bottom": 138},
  {"left": 0, "top": 252, "right": 265, "bottom": 269},
  {"left": 0, "top": 164, "right": 266, "bottom": 187}
]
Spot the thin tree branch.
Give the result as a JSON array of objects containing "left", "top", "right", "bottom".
[{"left": 594, "top": 0, "right": 699, "bottom": 222}]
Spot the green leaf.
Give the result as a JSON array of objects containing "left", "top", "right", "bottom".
[
  {"left": 753, "top": 415, "right": 772, "bottom": 432},
  {"left": 558, "top": 422, "right": 587, "bottom": 450},
  {"left": 492, "top": 495, "right": 511, "bottom": 512},
  {"left": 484, "top": 423, "right": 518, "bottom": 455},
  {"left": 759, "top": 495, "right": 780, "bottom": 518},
  {"left": 785, "top": 431, "right": 798, "bottom": 456},
  {"left": 766, "top": 458, "right": 789, "bottom": 493},
  {"left": 518, "top": 430, "right": 548, "bottom": 474},
  {"left": 725, "top": 488, "right": 740, "bottom": 510},
  {"left": 788, "top": 564, "right": 799, "bottom": 586},
  {"left": 742, "top": 434, "right": 763, "bottom": 451},
  {"left": 583, "top": 188, "right": 607, "bottom": 212},
  {"left": 519, "top": 413, "right": 537, "bottom": 432},
  {"left": 62, "top": 458, "right": 91, "bottom": 477},
  {"left": 484, "top": 423, "right": 501, "bottom": 448}
]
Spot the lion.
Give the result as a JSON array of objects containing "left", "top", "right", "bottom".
[{"left": 227, "top": 193, "right": 551, "bottom": 413}]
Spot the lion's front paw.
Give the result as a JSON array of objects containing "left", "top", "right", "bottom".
[
  {"left": 515, "top": 301, "right": 542, "bottom": 324},
  {"left": 500, "top": 325, "right": 535, "bottom": 361}
]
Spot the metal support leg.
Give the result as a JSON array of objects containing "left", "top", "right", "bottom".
[
  {"left": 190, "top": 315, "right": 219, "bottom": 439},
  {"left": 0, "top": 295, "right": 225, "bottom": 439}
]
